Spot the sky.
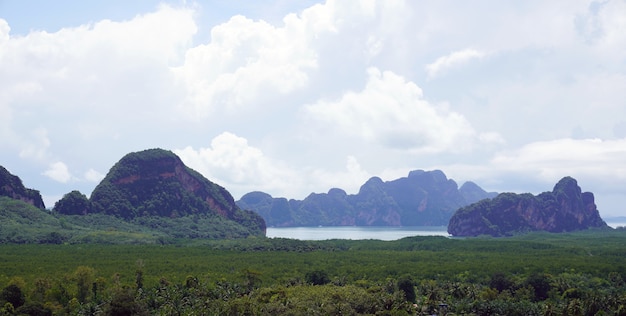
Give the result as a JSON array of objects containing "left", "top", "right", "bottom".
[{"left": 1, "top": 0, "right": 626, "bottom": 217}]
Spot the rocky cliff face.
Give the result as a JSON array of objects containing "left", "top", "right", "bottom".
[
  {"left": 448, "top": 177, "right": 608, "bottom": 237},
  {"left": 89, "top": 149, "right": 265, "bottom": 235},
  {"left": 0, "top": 166, "right": 45, "bottom": 209},
  {"left": 237, "top": 170, "right": 497, "bottom": 227}
]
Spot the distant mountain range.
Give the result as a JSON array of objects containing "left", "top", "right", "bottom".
[
  {"left": 237, "top": 170, "right": 498, "bottom": 227},
  {"left": 0, "top": 150, "right": 614, "bottom": 243}
]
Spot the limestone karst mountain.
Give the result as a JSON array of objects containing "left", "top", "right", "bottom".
[
  {"left": 237, "top": 170, "right": 497, "bottom": 227},
  {"left": 448, "top": 177, "right": 609, "bottom": 237},
  {"left": 0, "top": 165, "right": 45, "bottom": 209},
  {"left": 85, "top": 148, "right": 266, "bottom": 236}
]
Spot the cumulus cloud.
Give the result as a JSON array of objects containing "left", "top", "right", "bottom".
[
  {"left": 0, "top": 19, "right": 9, "bottom": 44},
  {"left": 170, "top": 0, "right": 413, "bottom": 119},
  {"left": 18, "top": 128, "right": 51, "bottom": 161},
  {"left": 175, "top": 132, "right": 374, "bottom": 199},
  {"left": 491, "top": 138, "right": 626, "bottom": 181},
  {"left": 0, "top": 4, "right": 196, "bottom": 132},
  {"left": 307, "top": 155, "right": 373, "bottom": 195},
  {"left": 2, "top": 1, "right": 626, "bottom": 214},
  {"left": 172, "top": 13, "right": 319, "bottom": 118},
  {"left": 0, "top": 5, "right": 197, "bottom": 187},
  {"left": 305, "top": 67, "right": 497, "bottom": 153},
  {"left": 43, "top": 161, "right": 72, "bottom": 183},
  {"left": 84, "top": 169, "right": 105, "bottom": 183},
  {"left": 425, "top": 48, "right": 487, "bottom": 79},
  {"left": 174, "top": 132, "right": 299, "bottom": 197}
]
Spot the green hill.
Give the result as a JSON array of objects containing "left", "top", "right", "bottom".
[{"left": 0, "top": 149, "right": 266, "bottom": 243}]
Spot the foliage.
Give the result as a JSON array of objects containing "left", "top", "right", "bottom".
[
  {"left": 90, "top": 149, "right": 229, "bottom": 219},
  {"left": 0, "top": 197, "right": 261, "bottom": 244},
  {"left": 0, "top": 197, "right": 71, "bottom": 244},
  {"left": 53, "top": 190, "right": 90, "bottom": 215},
  {"left": 0, "top": 229, "right": 625, "bottom": 314},
  {"left": 305, "top": 270, "right": 330, "bottom": 285},
  {"left": 397, "top": 275, "right": 416, "bottom": 303},
  {"left": 86, "top": 148, "right": 265, "bottom": 236},
  {"left": 1, "top": 284, "right": 25, "bottom": 309}
]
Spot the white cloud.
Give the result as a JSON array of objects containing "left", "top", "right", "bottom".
[
  {"left": 305, "top": 67, "right": 498, "bottom": 153},
  {"left": 0, "top": 4, "right": 196, "bottom": 130},
  {"left": 425, "top": 48, "right": 487, "bottom": 79},
  {"left": 2, "top": 1, "right": 626, "bottom": 216},
  {"left": 437, "top": 137, "right": 626, "bottom": 198},
  {"left": 172, "top": 13, "right": 320, "bottom": 118},
  {"left": 175, "top": 132, "right": 374, "bottom": 199},
  {"left": 171, "top": 0, "right": 412, "bottom": 119},
  {"left": 479, "top": 132, "right": 506, "bottom": 145},
  {"left": 491, "top": 138, "right": 626, "bottom": 181},
  {"left": 175, "top": 132, "right": 298, "bottom": 197},
  {"left": 0, "top": 19, "right": 9, "bottom": 44},
  {"left": 18, "top": 127, "right": 51, "bottom": 161},
  {"left": 307, "top": 155, "right": 373, "bottom": 195},
  {"left": 43, "top": 161, "right": 72, "bottom": 183},
  {"left": 577, "top": 0, "right": 626, "bottom": 60},
  {"left": 84, "top": 169, "right": 105, "bottom": 182}
]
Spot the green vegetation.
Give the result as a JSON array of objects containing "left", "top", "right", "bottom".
[
  {"left": 53, "top": 191, "right": 90, "bottom": 216},
  {"left": 89, "top": 149, "right": 235, "bottom": 220},
  {"left": 0, "top": 197, "right": 260, "bottom": 244},
  {"left": 1, "top": 229, "right": 625, "bottom": 315}
]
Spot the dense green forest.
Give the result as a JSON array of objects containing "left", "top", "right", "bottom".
[
  {"left": 0, "top": 197, "right": 259, "bottom": 244},
  {"left": 2, "top": 188, "right": 626, "bottom": 314},
  {"left": 1, "top": 229, "right": 625, "bottom": 315}
]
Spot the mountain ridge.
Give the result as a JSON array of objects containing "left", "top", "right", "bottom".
[
  {"left": 448, "top": 176, "right": 609, "bottom": 236},
  {"left": 237, "top": 169, "right": 497, "bottom": 227},
  {"left": 0, "top": 166, "right": 45, "bottom": 209},
  {"left": 49, "top": 148, "right": 266, "bottom": 239}
]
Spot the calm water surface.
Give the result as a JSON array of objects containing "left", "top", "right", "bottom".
[
  {"left": 267, "top": 221, "right": 626, "bottom": 241},
  {"left": 266, "top": 226, "right": 449, "bottom": 241}
]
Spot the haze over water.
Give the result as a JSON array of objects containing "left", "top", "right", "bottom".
[
  {"left": 268, "top": 220, "right": 626, "bottom": 241},
  {"left": 266, "top": 226, "right": 450, "bottom": 241}
]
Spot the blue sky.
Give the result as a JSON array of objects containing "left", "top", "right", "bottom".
[{"left": 1, "top": 0, "right": 626, "bottom": 217}]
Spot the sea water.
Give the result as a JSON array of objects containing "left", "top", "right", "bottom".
[
  {"left": 266, "top": 226, "right": 449, "bottom": 241},
  {"left": 266, "top": 220, "right": 626, "bottom": 241}
]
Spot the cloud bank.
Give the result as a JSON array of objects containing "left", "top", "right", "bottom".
[{"left": 1, "top": 0, "right": 626, "bottom": 216}]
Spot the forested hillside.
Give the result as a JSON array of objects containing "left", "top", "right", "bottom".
[
  {"left": 61, "top": 148, "right": 264, "bottom": 237},
  {"left": 0, "top": 197, "right": 260, "bottom": 244},
  {"left": 0, "top": 149, "right": 266, "bottom": 243}
]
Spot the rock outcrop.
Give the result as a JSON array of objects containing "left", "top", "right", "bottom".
[
  {"left": 448, "top": 177, "right": 608, "bottom": 237},
  {"left": 88, "top": 148, "right": 265, "bottom": 235},
  {"left": 237, "top": 170, "right": 497, "bottom": 227},
  {"left": 0, "top": 166, "right": 45, "bottom": 209}
]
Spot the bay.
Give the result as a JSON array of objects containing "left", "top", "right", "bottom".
[
  {"left": 266, "top": 226, "right": 449, "bottom": 241},
  {"left": 267, "top": 221, "right": 626, "bottom": 241},
  {"left": 607, "top": 222, "right": 626, "bottom": 229}
]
